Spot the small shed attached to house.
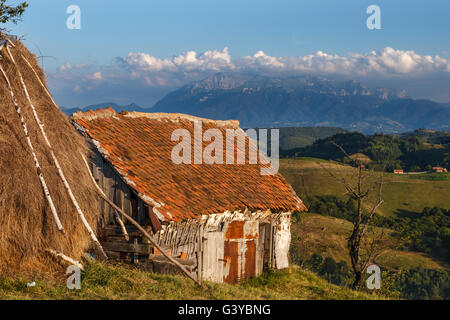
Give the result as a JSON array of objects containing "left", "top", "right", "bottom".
[{"left": 71, "top": 108, "right": 306, "bottom": 283}]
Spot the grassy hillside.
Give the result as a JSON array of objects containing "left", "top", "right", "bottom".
[
  {"left": 290, "top": 213, "right": 445, "bottom": 271},
  {"left": 282, "top": 157, "right": 449, "bottom": 299},
  {"left": 0, "top": 262, "right": 384, "bottom": 300},
  {"left": 280, "top": 158, "right": 450, "bottom": 217}
]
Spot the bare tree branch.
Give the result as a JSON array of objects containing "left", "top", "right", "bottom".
[{"left": 318, "top": 140, "right": 386, "bottom": 290}]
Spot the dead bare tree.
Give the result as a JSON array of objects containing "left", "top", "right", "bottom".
[{"left": 318, "top": 141, "right": 386, "bottom": 290}]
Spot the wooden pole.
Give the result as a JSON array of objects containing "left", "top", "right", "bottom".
[
  {"left": 114, "top": 210, "right": 130, "bottom": 241},
  {"left": 81, "top": 154, "right": 200, "bottom": 285},
  {"left": 45, "top": 249, "right": 84, "bottom": 270},
  {"left": 5, "top": 46, "right": 107, "bottom": 259}
]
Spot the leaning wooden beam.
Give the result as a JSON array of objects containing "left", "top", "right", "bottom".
[
  {"left": 45, "top": 249, "right": 84, "bottom": 271},
  {"left": 5, "top": 46, "right": 107, "bottom": 260},
  {"left": 0, "top": 62, "right": 64, "bottom": 233},
  {"left": 114, "top": 210, "right": 130, "bottom": 241},
  {"left": 81, "top": 154, "right": 200, "bottom": 285}
]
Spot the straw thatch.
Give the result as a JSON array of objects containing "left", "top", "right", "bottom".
[{"left": 0, "top": 37, "right": 100, "bottom": 276}]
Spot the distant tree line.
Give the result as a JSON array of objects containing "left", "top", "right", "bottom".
[
  {"left": 297, "top": 253, "right": 450, "bottom": 300},
  {"left": 391, "top": 267, "right": 450, "bottom": 300},
  {"left": 282, "top": 130, "right": 450, "bottom": 172}
]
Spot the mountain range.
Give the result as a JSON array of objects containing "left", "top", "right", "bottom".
[{"left": 64, "top": 73, "right": 450, "bottom": 134}]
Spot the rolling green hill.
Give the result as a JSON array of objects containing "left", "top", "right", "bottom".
[
  {"left": 290, "top": 213, "right": 445, "bottom": 271},
  {"left": 280, "top": 158, "right": 450, "bottom": 217},
  {"left": 281, "top": 157, "right": 449, "bottom": 299}
]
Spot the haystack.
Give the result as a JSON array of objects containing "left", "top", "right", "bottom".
[{"left": 0, "top": 34, "right": 101, "bottom": 276}]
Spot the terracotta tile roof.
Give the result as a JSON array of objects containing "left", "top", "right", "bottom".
[{"left": 72, "top": 108, "right": 306, "bottom": 222}]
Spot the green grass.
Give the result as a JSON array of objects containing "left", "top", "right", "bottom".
[
  {"left": 0, "top": 262, "right": 384, "bottom": 300},
  {"left": 280, "top": 158, "right": 450, "bottom": 217},
  {"left": 408, "top": 173, "right": 450, "bottom": 181},
  {"left": 374, "top": 251, "right": 445, "bottom": 271}
]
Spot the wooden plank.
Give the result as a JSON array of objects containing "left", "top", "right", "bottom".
[
  {"left": 202, "top": 231, "right": 224, "bottom": 283},
  {"left": 130, "top": 192, "right": 138, "bottom": 222},
  {"left": 269, "top": 223, "right": 275, "bottom": 268},
  {"left": 137, "top": 200, "right": 144, "bottom": 225},
  {"left": 102, "top": 241, "right": 152, "bottom": 254},
  {"left": 263, "top": 222, "right": 272, "bottom": 270},
  {"left": 104, "top": 164, "right": 116, "bottom": 225},
  {"left": 103, "top": 225, "right": 140, "bottom": 236},
  {"left": 121, "top": 182, "right": 132, "bottom": 216},
  {"left": 148, "top": 254, "right": 196, "bottom": 266},
  {"left": 255, "top": 222, "right": 265, "bottom": 276},
  {"left": 106, "top": 235, "right": 132, "bottom": 243},
  {"left": 117, "top": 181, "right": 124, "bottom": 211},
  {"left": 197, "top": 225, "right": 204, "bottom": 282},
  {"left": 92, "top": 156, "right": 107, "bottom": 226}
]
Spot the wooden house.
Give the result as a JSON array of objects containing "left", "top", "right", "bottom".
[{"left": 71, "top": 108, "right": 306, "bottom": 283}]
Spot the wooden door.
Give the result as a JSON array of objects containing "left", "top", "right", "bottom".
[{"left": 201, "top": 232, "right": 224, "bottom": 283}]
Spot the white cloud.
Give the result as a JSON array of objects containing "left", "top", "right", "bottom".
[
  {"left": 117, "top": 47, "right": 450, "bottom": 78},
  {"left": 58, "top": 62, "right": 72, "bottom": 72},
  {"left": 119, "top": 47, "right": 233, "bottom": 72},
  {"left": 88, "top": 71, "right": 103, "bottom": 81},
  {"left": 72, "top": 84, "right": 82, "bottom": 93}
]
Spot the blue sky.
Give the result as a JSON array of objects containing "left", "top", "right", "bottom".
[{"left": 8, "top": 0, "right": 450, "bottom": 107}]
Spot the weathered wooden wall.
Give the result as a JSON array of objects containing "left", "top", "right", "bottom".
[
  {"left": 90, "top": 151, "right": 152, "bottom": 261},
  {"left": 273, "top": 213, "right": 291, "bottom": 269},
  {"left": 89, "top": 152, "right": 292, "bottom": 283}
]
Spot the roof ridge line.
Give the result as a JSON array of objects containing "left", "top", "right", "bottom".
[{"left": 71, "top": 108, "right": 240, "bottom": 128}]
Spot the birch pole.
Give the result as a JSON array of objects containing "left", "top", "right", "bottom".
[
  {"left": 114, "top": 210, "right": 130, "bottom": 241},
  {"left": 5, "top": 46, "right": 107, "bottom": 260},
  {"left": 0, "top": 62, "right": 64, "bottom": 232},
  {"left": 45, "top": 249, "right": 84, "bottom": 270}
]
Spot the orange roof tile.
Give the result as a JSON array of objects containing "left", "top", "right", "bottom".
[{"left": 72, "top": 109, "right": 306, "bottom": 222}]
